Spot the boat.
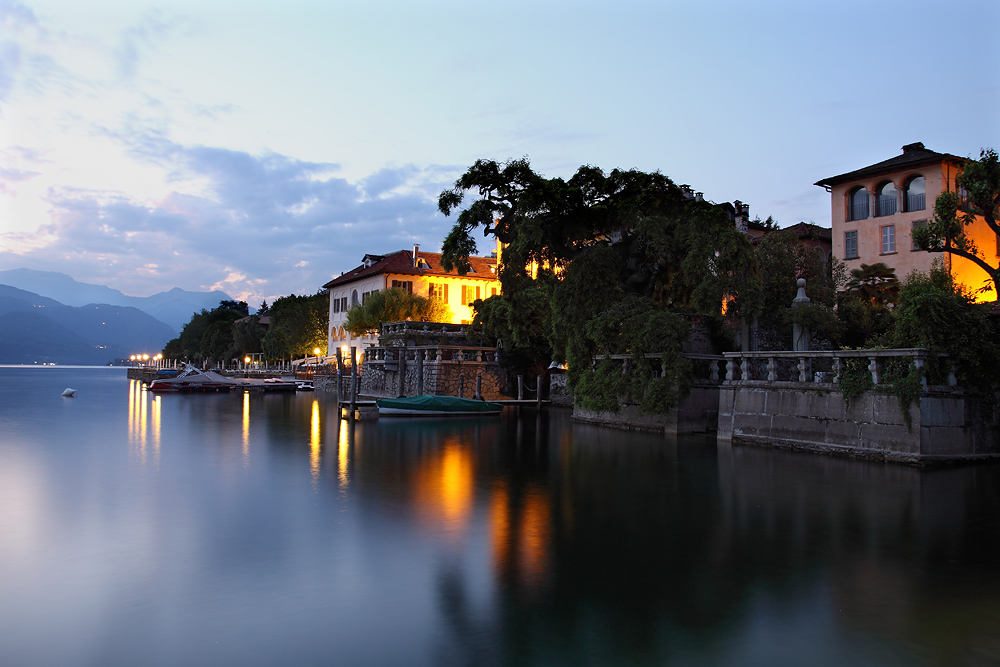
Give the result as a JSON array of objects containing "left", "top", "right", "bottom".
[
  {"left": 148, "top": 366, "right": 239, "bottom": 393},
  {"left": 376, "top": 395, "right": 505, "bottom": 416}
]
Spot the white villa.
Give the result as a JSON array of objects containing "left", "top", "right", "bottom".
[{"left": 323, "top": 244, "right": 501, "bottom": 358}]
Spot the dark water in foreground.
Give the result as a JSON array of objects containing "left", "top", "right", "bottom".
[{"left": 1, "top": 367, "right": 998, "bottom": 666}]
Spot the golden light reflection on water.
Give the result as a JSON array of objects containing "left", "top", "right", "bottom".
[
  {"left": 337, "top": 419, "right": 349, "bottom": 490},
  {"left": 413, "top": 441, "right": 474, "bottom": 540},
  {"left": 309, "top": 399, "right": 321, "bottom": 485},
  {"left": 127, "top": 379, "right": 159, "bottom": 467},
  {"left": 490, "top": 482, "right": 552, "bottom": 589},
  {"left": 242, "top": 391, "right": 250, "bottom": 467}
]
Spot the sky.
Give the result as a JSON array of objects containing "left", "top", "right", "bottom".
[{"left": 1, "top": 0, "right": 997, "bottom": 305}]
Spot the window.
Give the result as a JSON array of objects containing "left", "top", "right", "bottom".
[
  {"left": 490, "top": 287, "right": 498, "bottom": 297},
  {"left": 904, "top": 176, "right": 925, "bottom": 212},
  {"left": 340, "top": 297, "right": 348, "bottom": 312},
  {"left": 461, "top": 285, "right": 481, "bottom": 305},
  {"left": 881, "top": 225, "right": 895, "bottom": 254},
  {"left": 876, "top": 181, "right": 897, "bottom": 217},
  {"left": 351, "top": 290, "right": 358, "bottom": 306},
  {"left": 844, "top": 230, "right": 858, "bottom": 259},
  {"left": 362, "top": 291, "right": 369, "bottom": 305},
  {"left": 391, "top": 280, "right": 413, "bottom": 293},
  {"left": 849, "top": 187, "right": 869, "bottom": 221},
  {"left": 333, "top": 298, "right": 340, "bottom": 314},
  {"left": 911, "top": 220, "right": 926, "bottom": 251},
  {"left": 429, "top": 283, "right": 448, "bottom": 303},
  {"left": 958, "top": 184, "right": 971, "bottom": 212}
]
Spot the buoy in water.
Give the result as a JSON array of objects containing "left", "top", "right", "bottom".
[{"left": 61, "top": 388, "right": 77, "bottom": 397}]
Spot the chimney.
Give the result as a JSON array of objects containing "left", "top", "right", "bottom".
[
  {"left": 695, "top": 192, "right": 704, "bottom": 202},
  {"left": 734, "top": 200, "right": 748, "bottom": 233},
  {"left": 413, "top": 243, "right": 420, "bottom": 268},
  {"left": 902, "top": 142, "right": 925, "bottom": 153},
  {"left": 680, "top": 185, "right": 694, "bottom": 200}
]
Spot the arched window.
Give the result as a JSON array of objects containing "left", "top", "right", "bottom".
[
  {"left": 849, "top": 187, "right": 869, "bottom": 221},
  {"left": 876, "top": 181, "right": 897, "bottom": 217},
  {"left": 904, "top": 176, "right": 925, "bottom": 211},
  {"left": 351, "top": 290, "right": 359, "bottom": 306}
]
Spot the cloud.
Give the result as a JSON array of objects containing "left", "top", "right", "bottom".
[
  {"left": 114, "top": 10, "right": 175, "bottom": 82},
  {"left": 1, "top": 128, "right": 459, "bottom": 304}
]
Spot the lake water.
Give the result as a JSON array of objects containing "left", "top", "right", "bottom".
[{"left": 1, "top": 366, "right": 998, "bottom": 666}]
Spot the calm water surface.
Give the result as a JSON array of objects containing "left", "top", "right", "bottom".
[{"left": 1, "top": 366, "right": 998, "bottom": 666}]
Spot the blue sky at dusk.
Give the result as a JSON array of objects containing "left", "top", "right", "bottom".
[{"left": 1, "top": 0, "right": 997, "bottom": 304}]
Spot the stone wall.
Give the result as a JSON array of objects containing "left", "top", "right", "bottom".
[
  {"left": 717, "top": 384, "right": 999, "bottom": 463},
  {"left": 572, "top": 384, "right": 720, "bottom": 435},
  {"left": 359, "top": 347, "right": 509, "bottom": 400},
  {"left": 549, "top": 372, "right": 572, "bottom": 407}
]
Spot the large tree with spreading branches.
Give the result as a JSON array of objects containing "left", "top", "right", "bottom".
[
  {"left": 439, "top": 159, "right": 762, "bottom": 413},
  {"left": 913, "top": 148, "right": 1000, "bottom": 296}
]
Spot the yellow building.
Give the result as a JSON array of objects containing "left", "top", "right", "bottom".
[
  {"left": 323, "top": 244, "right": 501, "bottom": 355},
  {"left": 816, "top": 142, "right": 996, "bottom": 300}
]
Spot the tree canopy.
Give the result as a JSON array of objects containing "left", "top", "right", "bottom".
[
  {"left": 261, "top": 292, "right": 328, "bottom": 360},
  {"left": 344, "top": 287, "right": 450, "bottom": 338},
  {"left": 913, "top": 147, "right": 1000, "bottom": 295},
  {"left": 439, "top": 159, "right": 762, "bottom": 412}
]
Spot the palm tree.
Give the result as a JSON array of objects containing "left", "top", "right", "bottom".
[{"left": 847, "top": 262, "right": 899, "bottom": 306}]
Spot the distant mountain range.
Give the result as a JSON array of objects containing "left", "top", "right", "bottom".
[
  {"left": 0, "top": 284, "right": 181, "bottom": 365},
  {"left": 0, "top": 269, "right": 235, "bottom": 332}
]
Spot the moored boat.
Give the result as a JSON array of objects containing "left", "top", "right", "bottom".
[
  {"left": 149, "top": 367, "right": 239, "bottom": 393},
  {"left": 376, "top": 395, "right": 504, "bottom": 416}
]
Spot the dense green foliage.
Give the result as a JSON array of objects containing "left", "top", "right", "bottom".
[
  {"left": 440, "top": 159, "right": 761, "bottom": 412},
  {"left": 261, "top": 292, "right": 328, "bottom": 360},
  {"left": 838, "top": 262, "right": 900, "bottom": 348},
  {"left": 344, "top": 287, "right": 450, "bottom": 338},
  {"left": 913, "top": 147, "right": 1000, "bottom": 296},
  {"left": 886, "top": 265, "right": 1000, "bottom": 394},
  {"left": 572, "top": 296, "right": 692, "bottom": 414},
  {"left": 838, "top": 264, "right": 1000, "bottom": 422},
  {"left": 162, "top": 292, "right": 328, "bottom": 363},
  {"left": 754, "top": 228, "right": 845, "bottom": 347},
  {"left": 162, "top": 300, "right": 250, "bottom": 362}
]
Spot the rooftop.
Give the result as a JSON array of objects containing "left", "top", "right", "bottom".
[
  {"left": 815, "top": 142, "right": 965, "bottom": 188},
  {"left": 323, "top": 249, "right": 498, "bottom": 289}
]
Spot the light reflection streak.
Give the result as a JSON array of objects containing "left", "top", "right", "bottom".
[
  {"left": 413, "top": 441, "right": 474, "bottom": 541},
  {"left": 337, "top": 419, "right": 349, "bottom": 490},
  {"left": 490, "top": 481, "right": 552, "bottom": 590},
  {"left": 310, "top": 399, "right": 321, "bottom": 485},
  {"left": 151, "top": 394, "right": 161, "bottom": 467},
  {"left": 242, "top": 391, "right": 250, "bottom": 468},
  {"left": 127, "top": 379, "right": 154, "bottom": 467}
]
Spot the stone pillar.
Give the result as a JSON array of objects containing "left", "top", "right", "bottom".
[
  {"left": 791, "top": 278, "right": 811, "bottom": 352},
  {"left": 458, "top": 374, "right": 464, "bottom": 398},
  {"left": 396, "top": 347, "right": 406, "bottom": 398},
  {"left": 475, "top": 374, "right": 482, "bottom": 400},
  {"left": 416, "top": 350, "right": 424, "bottom": 396},
  {"left": 350, "top": 347, "right": 358, "bottom": 415}
]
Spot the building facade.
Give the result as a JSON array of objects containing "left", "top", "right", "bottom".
[
  {"left": 816, "top": 142, "right": 996, "bottom": 300},
  {"left": 322, "top": 244, "right": 501, "bottom": 356}
]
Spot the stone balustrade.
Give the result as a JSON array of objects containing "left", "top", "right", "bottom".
[{"left": 722, "top": 348, "right": 955, "bottom": 390}]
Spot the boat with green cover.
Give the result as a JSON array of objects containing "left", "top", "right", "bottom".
[{"left": 376, "top": 395, "right": 505, "bottom": 416}]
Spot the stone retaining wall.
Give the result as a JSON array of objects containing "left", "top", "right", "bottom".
[
  {"left": 359, "top": 348, "right": 508, "bottom": 400},
  {"left": 572, "top": 384, "right": 720, "bottom": 435},
  {"left": 717, "top": 383, "right": 999, "bottom": 463}
]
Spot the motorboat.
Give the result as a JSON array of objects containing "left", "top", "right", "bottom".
[{"left": 148, "top": 366, "right": 239, "bottom": 393}]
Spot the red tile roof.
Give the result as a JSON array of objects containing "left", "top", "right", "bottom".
[
  {"left": 322, "top": 250, "right": 498, "bottom": 289},
  {"left": 815, "top": 142, "right": 965, "bottom": 188}
]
